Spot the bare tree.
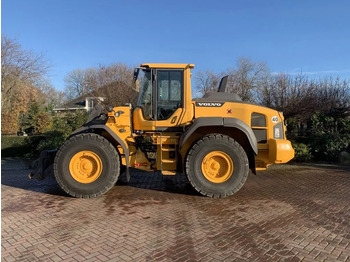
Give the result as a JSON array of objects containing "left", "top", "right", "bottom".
[
  {"left": 36, "top": 78, "right": 66, "bottom": 108},
  {"left": 316, "top": 77, "right": 350, "bottom": 113},
  {"left": 195, "top": 58, "right": 269, "bottom": 101},
  {"left": 88, "top": 64, "right": 136, "bottom": 107},
  {"left": 64, "top": 63, "right": 137, "bottom": 107},
  {"left": 64, "top": 69, "right": 89, "bottom": 100},
  {"left": 256, "top": 73, "right": 318, "bottom": 119},
  {"left": 1, "top": 36, "right": 50, "bottom": 113},
  {"left": 64, "top": 63, "right": 134, "bottom": 100},
  {"left": 93, "top": 81, "right": 138, "bottom": 108},
  {"left": 194, "top": 70, "right": 223, "bottom": 96},
  {"left": 226, "top": 57, "right": 269, "bottom": 101},
  {"left": 85, "top": 63, "right": 133, "bottom": 92}
]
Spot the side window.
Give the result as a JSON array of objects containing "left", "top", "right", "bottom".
[
  {"left": 157, "top": 70, "right": 183, "bottom": 120},
  {"left": 251, "top": 113, "right": 266, "bottom": 127},
  {"left": 251, "top": 113, "right": 267, "bottom": 143},
  {"left": 158, "top": 71, "right": 169, "bottom": 101},
  {"left": 138, "top": 70, "right": 153, "bottom": 119}
]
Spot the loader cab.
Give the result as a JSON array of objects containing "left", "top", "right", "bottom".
[{"left": 133, "top": 64, "right": 195, "bottom": 131}]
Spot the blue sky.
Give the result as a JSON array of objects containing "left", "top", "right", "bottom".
[{"left": 2, "top": 0, "right": 350, "bottom": 91}]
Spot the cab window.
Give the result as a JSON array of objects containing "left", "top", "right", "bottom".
[
  {"left": 157, "top": 70, "right": 183, "bottom": 120},
  {"left": 138, "top": 70, "right": 153, "bottom": 119}
]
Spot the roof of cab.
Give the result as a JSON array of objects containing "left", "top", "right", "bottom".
[{"left": 140, "top": 63, "right": 195, "bottom": 69}]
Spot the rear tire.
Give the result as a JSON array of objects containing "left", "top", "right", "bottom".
[
  {"left": 54, "top": 133, "right": 120, "bottom": 198},
  {"left": 185, "top": 134, "right": 249, "bottom": 198}
]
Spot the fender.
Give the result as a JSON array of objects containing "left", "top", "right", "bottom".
[
  {"left": 71, "top": 124, "right": 130, "bottom": 181},
  {"left": 180, "top": 117, "right": 258, "bottom": 155}
]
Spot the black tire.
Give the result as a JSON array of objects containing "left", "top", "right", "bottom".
[
  {"left": 185, "top": 134, "right": 249, "bottom": 198},
  {"left": 54, "top": 133, "right": 120, "bottom": 198}
]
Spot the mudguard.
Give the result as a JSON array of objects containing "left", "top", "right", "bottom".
[
  {"left": 71, "top": 125, "right": 130, "bottom": 181},
  {"left": 180, "top": 117, "right": 258, "bottom": 155},
  {"left": 29, "top": 108, "right": 131, "bottom": 182}
]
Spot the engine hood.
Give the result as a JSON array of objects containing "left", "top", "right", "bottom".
[{"left": 193, "top": 92, "right": 242, "bottom": 103}]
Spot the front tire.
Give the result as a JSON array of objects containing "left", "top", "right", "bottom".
[
  {"left": 185, "top": 134, "right": 249, "bottom": 198},
  {"left": 54, "top": 133, "right": 120, "bottom": 198}
]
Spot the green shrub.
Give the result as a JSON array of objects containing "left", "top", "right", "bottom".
[
  {"left": 310, "top": 133, "right": 350, "bottom": 161},
  {"left": 24, "top": 131, "right": 67, "bottom": 158},
  {"left": 67, "top": 111, "right": 88, "bottom": 131},
  {"left": 52, "top": 111, "right": 88, "bottom": 137},
  {"left": 1, "top": 135, "right": 30, "bottom": 157},
  {"left": 1, "top": 135, "right": 26, "bottom": 149},
  {"left": 2, "top": 131, "right": 67, "bottom": 158},
  {"left": 36, "top": 112, "right": 53, "bottom": 133},
  {"left": 35, "top": 131, "right": 66, "bottom": 152},
  {"left": 292, "top": 142, "right": 313, "bottom": 162},
  {"left": 2, "top": 111, "right": 88, "bottom": 158}
]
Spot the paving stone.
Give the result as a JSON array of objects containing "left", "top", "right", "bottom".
[{"left": 1, "top": 161, "right": 350, "bottom": 261}]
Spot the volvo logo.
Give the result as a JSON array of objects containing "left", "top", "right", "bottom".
[{"left": 196, "top": 102, "right": 224, "bottom": 107}]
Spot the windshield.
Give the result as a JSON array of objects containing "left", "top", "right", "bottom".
[{"left": 137, "top": 69, "right": 153, "bottom": 119}]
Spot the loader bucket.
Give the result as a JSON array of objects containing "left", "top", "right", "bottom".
[{"left": 29, "top": 149, "right": 57, "bottom": 180}]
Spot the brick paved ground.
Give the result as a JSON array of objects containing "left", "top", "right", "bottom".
[{"left": 2, "top": 158, "right": 350, "bottom": 261}]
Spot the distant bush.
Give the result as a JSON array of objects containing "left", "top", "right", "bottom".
[
  {"left": 36, "top": 131, "right": 67, "bottom": 152},
  {"left": 304, "top": 111, "right": 350, "bottom": 161},
  {"left": 23, "top": 131, "right": 67, "bottom": 158},
  {"left": 1, "top": 135, "right": 30, "bottom": 157},
  {"left": 310, "top": 133, "right": 350, "bottom": 162},
  {"left": 286, "top": 109, "right": 350, "bottom": 162},
  {"left": 292, "top": 142, "right": 313, "bottom": 162},
  {"left": 2, "top": 111, "right": 88, "bottom": 158},
  {"left": 18, "top": 100, "right": 53, "bottom": 135},
  {"left": 36, "top": 112, "right": 53, "bottom": 133},
  {"left": 52, "top": 111, "right": 87, "bottom": 138}
]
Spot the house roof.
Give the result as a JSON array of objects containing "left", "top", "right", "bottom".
[
  {"left": 60, "top": 96, "right": 87, "bottom": 109},
  {"left": 54, "top": 80, "right": 134, "bottom": 111},
  {"left": 54, "top": 93, "right": 104, "bottom": 111}
]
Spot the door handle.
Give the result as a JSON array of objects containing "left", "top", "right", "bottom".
[{"left": 171, "top": 116, "right": 177, "bottom": 124}]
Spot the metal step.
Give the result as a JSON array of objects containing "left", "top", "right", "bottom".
[
  {"left": 162, "top": 170, "right": 176, "bottom": 175},
  {"left": 161, "top": 159, "right": 176, "bottom": 163},
  {"left": 161, "top": 147, "right": 176, "bottom": 152}
]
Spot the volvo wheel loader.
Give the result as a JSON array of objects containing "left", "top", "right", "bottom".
[{"left": 30, "top": 63, "right": 294, "bottom": 198}]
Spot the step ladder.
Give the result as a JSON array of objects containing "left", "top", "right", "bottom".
[{"left": 160, "top": 134, "right": 178, "bottom": 175}]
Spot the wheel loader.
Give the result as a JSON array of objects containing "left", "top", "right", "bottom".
[{"left": 29, "top": 63, "right": 294, "bottom": 198}]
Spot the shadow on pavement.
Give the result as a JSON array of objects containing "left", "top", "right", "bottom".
[
  {"left": 117, "top": 168, "right": 199, "bottom": 196},
  {"left": 1, "top": 158, "right": 66, "bottom": 196},
  {"left": 1, "top": 158, "right": 198, "bottom": 197}
]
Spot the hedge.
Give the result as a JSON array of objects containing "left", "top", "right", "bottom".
[
  {"left": 1, "top": 135, "right": 31, "bottom": 157},
  {"left": 1, "top": 131, "right": 66, "bottom": 158}
]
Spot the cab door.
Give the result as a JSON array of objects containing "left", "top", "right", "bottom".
[
  {"left": 133, "top": 68, "right": 184, "bottom": 131},
  {"left": 155, "top": 69, "right": 184, "bottom": 130}
]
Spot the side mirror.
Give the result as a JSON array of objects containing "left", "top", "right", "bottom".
[{"left": 133, "top": 68, "right": 140, "bottom": 81}]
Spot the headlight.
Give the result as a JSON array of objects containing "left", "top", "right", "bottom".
[{"left": 273, "top": 122, "right": 284, "bottom": 139}]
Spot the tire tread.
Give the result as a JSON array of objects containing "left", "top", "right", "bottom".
[
  {"left": 54, "top": 133, "right": 120, "bottom": 198},
  {"left": 185, "top": 133, "right": 249, "bottom": 198}
]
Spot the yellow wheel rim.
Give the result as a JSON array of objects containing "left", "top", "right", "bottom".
[
  {"left": 201, "top": 151, "right": 234, "bottom": 183},
  {"left": 69, "top": 151, "right": 103, "bottom": 184}
]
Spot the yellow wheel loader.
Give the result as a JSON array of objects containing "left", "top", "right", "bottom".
[{"left": 29, "top": 63, "right": 294, "bottom": 198}]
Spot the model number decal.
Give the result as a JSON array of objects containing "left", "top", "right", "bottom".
[
  {"left": 272, "top": 116, "right": 279, "bottom": 123},
  {"left": 196, "top": 102, "right": 224, "bottom": 107}
]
